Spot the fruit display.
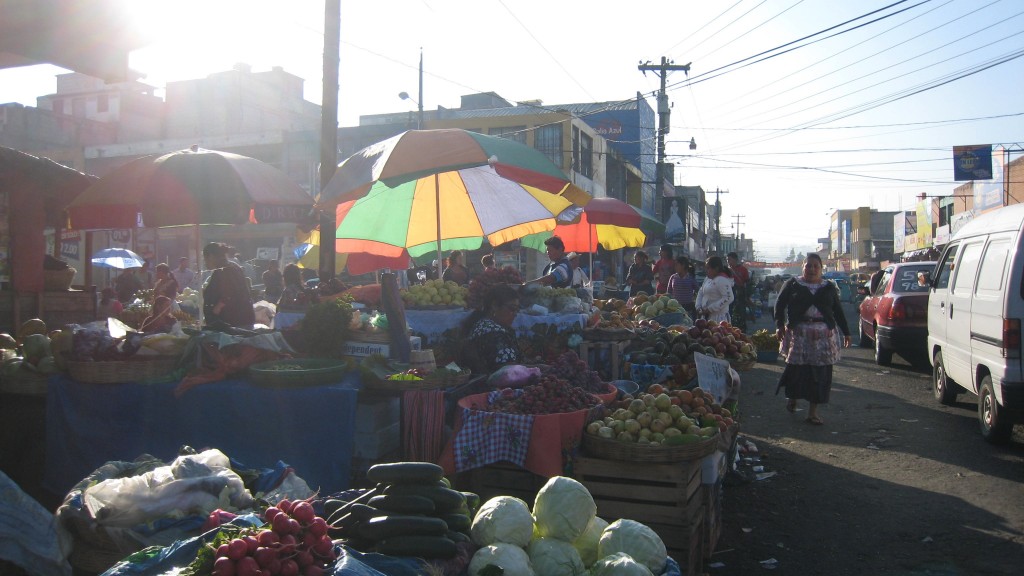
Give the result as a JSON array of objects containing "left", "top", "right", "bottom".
[
  {"left": 200, "top": 499, "right": 337, "bottom": 576},
  {"left": 750, "top": 328, "right": 780, "bottom": 352},
  {"left": 325, "top": 462, "right": 478, "bottom": 563},
  {"left": 628, "top": 318, "right": 756, "bottom": 366},
  {"left": 629, "top": 293, "right": 687, "bottom": 322},
  {"left": 520, "top": 284, "right": 579, "bottom": 312},
  {"left": 589, "top": 298, "right": 636, "bottom": 330},
  {"left": 466, "top": 266, "right": 523, "bottom": 310},
  {"left": 540, "top": 350, "right": 606, "bottom": 393},
  {"left": 401, "top": 279, "right": 467, "bottom": 308},
  {"left": 586, "top": 385, "right": 732, "bottom": 446},
  {"left": 488, "top": 374, "right": 603, "bottom": 415}
]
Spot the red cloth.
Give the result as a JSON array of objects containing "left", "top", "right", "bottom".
[
  {"left": 174, "top": 344, "right": 282, "bottom": 396},
  {"left": 732, "top": 264, "right": 750, "bottom": 288},
  {"left": 653, "top": 257, "right": 675, "bottom": 293}
]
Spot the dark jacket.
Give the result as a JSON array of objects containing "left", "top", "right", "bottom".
[{"left": 774, "top": 278, "right": 850, "bottom": 335}]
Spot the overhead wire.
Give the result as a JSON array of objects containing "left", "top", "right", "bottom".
[{"left": 688, "top": 0, "right": 807, "bottom": 65}]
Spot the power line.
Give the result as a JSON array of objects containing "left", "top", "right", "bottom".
[{"left": 670, "top": 111, "right": 1024, "bottom": 131}]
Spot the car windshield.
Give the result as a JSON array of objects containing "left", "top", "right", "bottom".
[{"left": 893, "top": 265, "right": 931, "bottom": 293}]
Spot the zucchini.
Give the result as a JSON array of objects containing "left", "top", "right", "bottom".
[
  {"left": 323, "top": 498, "right": 347, "bottom": 519},
  {"left": 376, "top": 535, "right": 458, "bottom": 559},
  {"left": 357, "top": 515, "right": 449, "bottom": 541},
  {"left": 327, "top": 502, "right": 379, "bottom": 526},
  {"left": 440, "top": 512, "right": 471, "bottom": 532},
  {"left": 368, "top": 494, "right": 435, "bottom": 515},
  {"left": 382, "top": 484, "right": 467, "bottom": 511},
  {"left": 366, "top": 462, "right": 445, "bottom": 485},
  {"left": 446, "top": 530, "right": 470, "bottom": 543}
]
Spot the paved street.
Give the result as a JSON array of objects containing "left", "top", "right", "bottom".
[{"left": 715, "top": 302, "right": 1024, "bottom": 575}]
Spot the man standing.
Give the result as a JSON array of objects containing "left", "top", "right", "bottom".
[
  {"left": 727, "top": 252, "right": 750, "bottom": 328},
  {"left": 653, "top": 245, "right": 675, "bottom": 294},
  {"left": 171, "top": 257, "right": 195, "bottom": 292},
  {"left": 262, "top": 260, "right": 284, "bottom": 302},
  {"left": 524, "top": 236, "right": 571, "bottom": 288}
]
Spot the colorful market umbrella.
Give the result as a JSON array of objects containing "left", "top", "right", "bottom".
[
  {"left": 521, "top": 197, "right": 666, "bottom": 253},
  {"left": 293, "top": 229, "right": 410, "bottom": 276},
  {"left": 66, "top": 146, "right": 315, "bottom": 229},
  {"left": 318, "top": 129, "right": 591, "bottom": 275},
  {"left": 91, "top": 247, "right": 145, "bottom": 269}
]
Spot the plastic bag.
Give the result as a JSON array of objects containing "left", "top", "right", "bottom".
[
  {"left": 487, "top": 364, "right": 541, "bottom": 389},
  {"left": 83, "top": 449, "right": 254, "bottom": 529}
]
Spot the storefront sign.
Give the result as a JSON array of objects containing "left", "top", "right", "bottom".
[
  {"left": 953, "top": 144, "right": 992, "bottom": 181},
  {"left": 934, "top": 224, "right": 950, "bottom": 246}
]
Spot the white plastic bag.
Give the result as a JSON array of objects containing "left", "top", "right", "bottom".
[{"left": 83, "top": 449, "right": 254, "bottom": 528}]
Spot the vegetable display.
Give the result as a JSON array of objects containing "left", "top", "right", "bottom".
[
  {"left": 325, "top": 462, "right": 478, "bottom": 561},
  {"left": 540, "top": 350, "right": 606, "bottom": 393},
  {"left": 401, "top": 279, "right": 467, "bottom": 308},
  {"left": 486, "top": 375, "right": 601, "bottom": 415},
  {"left": 588, "top": 386, "right": 729, "bottom": 445}
]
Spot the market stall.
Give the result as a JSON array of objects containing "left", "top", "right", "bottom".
[{"left": 43, "top": 371, "right": 360, "bottom": 498}]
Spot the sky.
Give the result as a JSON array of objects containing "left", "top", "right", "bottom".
[{"left": 1, "top": 0, "right": 1022, "bottom": 261}]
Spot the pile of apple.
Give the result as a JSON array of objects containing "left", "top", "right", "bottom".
[
  {"left": 586, "top": 384, "right": 733, "bottom": 447},
  {"left": 685, "top": 318, "right": 756, "bottom": 361}
]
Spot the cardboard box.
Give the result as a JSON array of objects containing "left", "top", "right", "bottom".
[
  {"left": 352, "top": 422, "right": 400, "bottom": 459},
  {"left": 342, "top": 336, "right": 421, "bottom": 358}
]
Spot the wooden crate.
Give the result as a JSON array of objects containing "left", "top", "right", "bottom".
[
  {"left": 454, "top": 461, "right": 549, "bottom": 505},
  {"left": 703, "top": 479, "right": 723, "bottom": 561},
  {"left": 573, "top": 455, "right": 706, "bottom": 575}
]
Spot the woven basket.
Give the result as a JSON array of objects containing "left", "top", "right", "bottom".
[
  {"left": 248, "top": 358, "right": 351, "bottom": 388},
  {"left": 66, "top": 356, "right": 180, "bottom": 385},
  {"left": 583, "top": 430, "right": 718, "bottom": 463},
  {"left": 0, "top": 367, "right": 49, "bottom": 395},
  {"left": 43, "top": 267, "right": 76, "bottom": 291},
  {"left": 729, "top": 356, "right": 757, "bottom": 372}
]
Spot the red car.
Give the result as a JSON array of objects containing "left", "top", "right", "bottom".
[{"left": 858, "top": 262, "right": 935, "bottom": 366}]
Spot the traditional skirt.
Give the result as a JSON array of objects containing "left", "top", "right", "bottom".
[{"left": 776, "top": 321, "right": 841, "bottom": 403}]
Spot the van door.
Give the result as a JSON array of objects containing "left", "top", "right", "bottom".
[
  {"left": 972, "top": 235, "right": 1015, "bottom": 385},
  {"left": 945, "top": 240, "right": 985, "bottom": 389},
  {"left": 929, "top": 245, "right": 957, "bottom": 366}
]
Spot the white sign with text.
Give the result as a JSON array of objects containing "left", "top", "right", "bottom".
[{"left": 693, "top": 352, "right": 730, "bottom": 405}]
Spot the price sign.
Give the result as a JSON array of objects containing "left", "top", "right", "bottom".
[{"left": 694, "top": 351, "right": 730, "bottom": 404}]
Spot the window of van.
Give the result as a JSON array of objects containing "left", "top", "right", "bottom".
[
  {"left": 952, "top": 242, "right": 984, "bottom": 294},
  {"left": 935, "top": 245, "right": 958, "bottom": 289},
  {"left": 977, "top": 239, "right": 1010, "bottom": 294}
]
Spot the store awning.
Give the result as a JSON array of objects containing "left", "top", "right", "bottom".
[{"left": 0, "top": 0, "right": 148, "bottom": 82}]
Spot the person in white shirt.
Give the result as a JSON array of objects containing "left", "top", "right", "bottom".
[
  {"left": 567, "top": 252, "right": 593, "bottom": 303},
  {"left": 171, "top": 257, "right": 195, "bottom": 292},
  {"left": 695, "top": 255, "right": 735, "bottom": 322}
]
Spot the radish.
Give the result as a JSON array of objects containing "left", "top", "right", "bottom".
[
  {"left": 264, "top": 507, "right": 282, "bottom": 522},
  {"left": 235, "top": 556, "right": 260, "bottom": 576},
  {"left": 307, "top": 518, "right": 328, "bottom": 538},
  {"left": 217, "top": 543, "right": 231, "bottom": 558},
  {"left": 227, "top": 538, "right": 248, "bottom": 561},
  {"left": 271, "top": 513, "right": 291, "bottom": 534},
  {"left": 291, "top": 502, "right": 315, "bottom": 525},
  {"left": 277, "top": 499, "right": 293, "bottom": 514},
  {"left": 302, "top": 531, "right": 319, "bottom": 549},
  {"left": 243, "top": 536, "right": 259, "bottom": 555},
  {"left": 286, "top": 518, "right": 302, "bottom": 535},
  {"left": 213, "top": 556, "right": 236, "bottom": 576},
  {"left": 295, "top": 550, "right": 314, "bottom": 567},
  {"left": 312, "top": 534, "right": 333, "bottom": 557},
  {"left": 279, "top": 559, "right": 299, "bottom": 576},
  {"left": 302, "top": 566, "right": 324, "bottom": 576},
  {"left": 267, "top": 558, "right": 282, "bottom": 575},
  {"left": 253, "top": 547, "right": 277, "bottom": 568},
  {"left": 257, "top": 530, "right": 279, "bottom": 547}
]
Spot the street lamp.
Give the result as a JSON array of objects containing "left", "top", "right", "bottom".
[{"left": 398, "top": 91, "right": 423, "bottom": 129}]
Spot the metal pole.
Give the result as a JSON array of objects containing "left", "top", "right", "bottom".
[
  {"left": 435, "top": 173, "right": 444, "bottom": 279},
  {"left": 418, "top": 48, "right": 424, "bottom": 129},
  {"left": 318, "top": 0, "right": 340, "bottom": 278}
]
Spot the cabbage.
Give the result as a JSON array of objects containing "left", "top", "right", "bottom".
[
  {"left": 572, "top": 515, "right": 608, "bottom": 567},
  {"left": 526, "top": 537, "right": 584, "bottom": 576},
  {"left": 533, "top": 476, "right": 596, "bottom": 542},
  {"left": 471, "top": 496, "right": 535, "bottom": 547},
  {"left": 598, "top": 519, "right": 667, "bottom": 574},
  {"left": 590, "top": 552, "right": 654, "bottom": 576},
  {"left": 468, "top": 543, "right": 535, "bottom": 576}
]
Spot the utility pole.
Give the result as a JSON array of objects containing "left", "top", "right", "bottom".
[
  {"left": 639, "top": 57, "right": 690, "bottom": 219},
  {"left": 417, "top": 48, "right": 424, "bottom": 129},
  {"left": 318, "top": 0, "right": 340, "bottom": 278},
  {"left": 713, "top": 188, "right": 729, "bottom": 255},
  {"left": 732, "top": 214, "right": 745, "bottom": 239}
]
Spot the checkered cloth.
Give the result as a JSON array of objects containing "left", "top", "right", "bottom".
[{"left": 453, "top": 390, "right": 534, "bottom": 472}]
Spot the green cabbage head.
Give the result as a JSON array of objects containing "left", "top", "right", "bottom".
[
  {"left": 526, "top": 537, "right": 585, "bottom": 576},
  {"left": 590, "top": 552, "right": 654, "bottom": 576},
  {"left": 572, "top": 515, "right": 608, "bottom": 567},
  {"left": 468, "top": 543, "right": 535, "bottom": 576},
  {"left": 533, "top": 476, "right": 596, "bottom": 542},
  {"left": 598, "top": 519, "right": 667, "bottom": 574},
  {"left": 471, "top": 496, "right": 535, "bottom": 548}
]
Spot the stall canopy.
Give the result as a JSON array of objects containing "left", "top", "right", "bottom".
[
  {"left": 0, "top": 147, "right": 96, "bottom": 291},
  {"left": 0, "top": 0, "right": 148, "bottom": 82}
]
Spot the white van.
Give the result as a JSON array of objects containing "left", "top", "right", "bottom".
[{"left": 927, "top": 203, "right": 1024, "bottom": 443}]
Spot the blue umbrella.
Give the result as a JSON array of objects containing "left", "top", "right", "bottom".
[{"left": 91, "top": 248, "right": 145, "bottom": 269}]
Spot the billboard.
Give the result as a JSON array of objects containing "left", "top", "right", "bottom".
[
  {"left": 915, "top": 200, "right": 932, "bottom": 248},
  {"left": 893, "top": 213, "right": 906, "bottom": 254},
  {"left": 953, "top": 145, "right": 992, "bottom": 181},
  {"left": 973, "top": 145, "right": 1006, "bottom": 214}
]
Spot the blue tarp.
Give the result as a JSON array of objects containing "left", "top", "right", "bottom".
[{"left": 44, "top": 373, "right": 359, "bottom": 497}]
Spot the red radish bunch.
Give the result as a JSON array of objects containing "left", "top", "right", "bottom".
[
  {"left": 488, "top": 375, "right": 601, "bottom": 415},
  {"left": 212, "top": 499, "right": 335, "bottom": 576}
]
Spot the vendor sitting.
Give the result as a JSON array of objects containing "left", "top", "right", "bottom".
[
  {"left": 140, "top": 296, "right": 177, "bottom": 333},
  {"left": 276, "top": 263, "right": 312, "bottom": 311},
  {"left": 459, "top": 283, "right": 523, "bottom": 375}
]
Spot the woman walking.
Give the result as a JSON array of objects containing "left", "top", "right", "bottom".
[{"left": 774, "top": 253, "right": 851, "bottom": 425}]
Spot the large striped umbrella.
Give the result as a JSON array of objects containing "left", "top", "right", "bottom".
[
  {"left": 521, "top": 197, "right": 665, "bottom": 253},
  {"left": 318, "top": 129, "right": 590, "bottom": 275}
]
